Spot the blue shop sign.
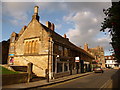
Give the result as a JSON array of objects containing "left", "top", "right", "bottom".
[{"left": 9, "top": 54, "right": 14, "bottom": 56}]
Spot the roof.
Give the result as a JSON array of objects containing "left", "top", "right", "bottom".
[{"left": 41, "top": 23, "right": 95, "bottom": 59}]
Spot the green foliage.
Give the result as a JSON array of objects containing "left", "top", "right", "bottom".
[
  {"left": 101, "top": 2, "right": 120, "bottom": 62},
  {"left": 0, "top": 66, "right": 19, "bottom": 75}
]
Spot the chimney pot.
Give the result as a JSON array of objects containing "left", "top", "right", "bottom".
[
  {"left": 51, "top": 23, "right": 55, "bottom": 31},
  {"left": 84, "top": 43, "right": 88, "bottom": 51},
  {"left": 46, "top": 21, "right": 51, "bottom": 29},
  {"left": 64, "top": 34, "right": 67, "bottom": 38},
  {"left": 24, "top": 25, "right": 27, "bottom": 30}
]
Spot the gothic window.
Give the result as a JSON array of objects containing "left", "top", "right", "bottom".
[
  {"left": 31, "top": 41, "right": 34, "bottom": 53},
  {"left": 24, "top": 42, "right": 27, "bottom": 54},
  {"left": 24, "top": 39, "right": 39, "bottom": 54},
  {"left": 26, "top": 42, "right": 29, "bottom": 54}
]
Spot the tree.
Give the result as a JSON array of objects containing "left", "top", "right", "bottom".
[{"left": 101, "top": 2, "right": 120, "bottom": 62}]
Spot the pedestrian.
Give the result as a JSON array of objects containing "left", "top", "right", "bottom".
[{"left": 10, "top": 57, "right": 14, "bottom": 65}]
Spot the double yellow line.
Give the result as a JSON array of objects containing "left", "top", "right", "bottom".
[{"left": 41, "top": 74, "right": 94, "bottom": 88}]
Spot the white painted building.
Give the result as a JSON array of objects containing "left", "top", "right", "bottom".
[{"left": 105, "top": 55, "right": 119, "bottom": 68}]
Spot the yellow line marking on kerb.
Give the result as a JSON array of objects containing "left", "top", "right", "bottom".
[{"left": 41, "top": 74, "right": 93, "bottom": 88}]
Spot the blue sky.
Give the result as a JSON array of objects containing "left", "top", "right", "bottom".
[{"left": 1, "top": 1, "right": 113, "bottom": 55}]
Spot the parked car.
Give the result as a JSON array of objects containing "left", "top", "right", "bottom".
[
  {"left": 107, "top": 67, "right": 113, "bottom": 69},
  {"left": 93, "top": 67, "right": 104, "bottom": 73}
]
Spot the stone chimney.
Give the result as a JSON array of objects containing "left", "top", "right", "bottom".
[
  {"left": 46, "top": 21, "right": 55, "bottom": 31},
  {"left": 19, "top": 25, "right": 27, "bottom": 36},
  {"left": 23, "top": 25, "right": 27, "bottom": 30},
  {"left": 32, "top": 6, "right": 39, "bottom": 21},
  {"left": 84, "top": 43, "right": 88, "bottom": 51},
  {"left": 51, "top": 23, "right": 55, "bottom": 31},
  {"left": 46, "top": 21, "right": 51, "bottom": 29},
  {"left": 64, "top": 34, "right": 67, "bottom": 38},
  {"left": 34, "top": 6, "right": 39, "bottom": 15}
]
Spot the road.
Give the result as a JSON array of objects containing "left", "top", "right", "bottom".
[{"left": 33, "top": 69, "right": 119, "bottom": 89}]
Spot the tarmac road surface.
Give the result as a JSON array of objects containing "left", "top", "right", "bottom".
[{"left": 37, "top": 69, "right": 119, "bottom": 89}]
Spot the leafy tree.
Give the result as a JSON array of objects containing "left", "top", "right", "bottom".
[{"left": 101, "top": 2, "right": 120, "bottom": 62}]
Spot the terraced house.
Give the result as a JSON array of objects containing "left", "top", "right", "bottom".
[{"left": 8, "top": 6, "right": 95, "bottom": 79}]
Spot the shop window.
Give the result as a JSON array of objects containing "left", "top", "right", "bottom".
[
  {"left": 57, "top": 63, "right": 62, "bottom": 73},
  {"left": 64, "top": 63, "right": 68, "bottom": 71}
]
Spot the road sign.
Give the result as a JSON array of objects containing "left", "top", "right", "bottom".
[{"left": 75, "top": 57, "right": 80, "bottom": 62}]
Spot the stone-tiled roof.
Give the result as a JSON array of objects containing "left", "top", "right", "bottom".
[{"left": 41, "top": 23, "right": 94, "bottom": 59}]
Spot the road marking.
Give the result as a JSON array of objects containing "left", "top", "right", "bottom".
[
  {"left": 41, "top": 74, "right": 94, "bottom": 88},
  {"left": 99, "top": 79, "right": 112, "bottom": 89}
]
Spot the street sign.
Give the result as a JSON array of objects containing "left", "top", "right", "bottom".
[
  {"left": 75, "top": 57, "right": 80, "bottom": 62},
  {"left": 9, "top": 54, "right": 14, "bottom": 56},
  {"left": 75, "top": 60, "right": 79, "bottom": 62}
]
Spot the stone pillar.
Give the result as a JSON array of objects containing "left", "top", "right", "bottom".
[
  {"left": 67, "top": 63, "right": 69, "bottom": 71},
  {"left": 62, "top": 63, "right": 64, "bottom": 72},
  {"left": 55, "top": 58, "right": 57, "bottom": 73},
  {"left": 27, "top": 62, "right": 33, "bottom": 83}
]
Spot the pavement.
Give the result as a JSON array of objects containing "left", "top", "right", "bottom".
[{"left": 2, "top": 72, "right": 93, "bottom": 89}]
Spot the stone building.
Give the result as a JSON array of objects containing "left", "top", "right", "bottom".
[
  {"left": 84, "top": 43, "right": 105, "bottom": 68},
  {"left": 8, "top": 6, "right": 94, "bottom": 79}
]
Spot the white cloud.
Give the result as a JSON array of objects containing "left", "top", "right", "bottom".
[
  {"left": 63, "top": 2, "right": 112, "bottom": 55},
  {"left": 2, "top": 2, "right": 34, "bottom": 26},
  {"left": 56, "top": 24, "right": 62, "bottom": 30},
  {"left": 2, "top": 2, "right": 112, "bottom": 55},
  {"left": 97, "top": 37, "right": 111, "bottom": 43}
]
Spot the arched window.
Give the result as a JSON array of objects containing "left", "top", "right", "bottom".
[
  {"left": 29, "top": 41, "right": 32, "bottom": 54},
  {"left": 31, "top": 41, "right": 34, "bottom": 54},
  {"left": 24, "top": 42, "right": 28, "bottom": 54},
  {"left": 34, "top": 40, "right": 39, "bottom": 53}
]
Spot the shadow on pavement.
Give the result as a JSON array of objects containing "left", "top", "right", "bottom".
[{"left": 111, "top": 69, "right": 120, "bottom": 90}]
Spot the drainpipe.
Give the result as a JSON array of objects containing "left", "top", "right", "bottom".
[{"left": 51, "top": 39, "right": 54, "bottom": 79}]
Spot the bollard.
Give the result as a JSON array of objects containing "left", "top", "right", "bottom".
[
  {"left": 45, "top": 69, "right": 49, "bottom": 82},
  {"left": 27, "top": 62, "right": 33, "bottom": 83}
]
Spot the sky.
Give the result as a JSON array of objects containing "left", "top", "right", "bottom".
[{"left": 1, "top": 1, "right": 113, "bottom": 56}]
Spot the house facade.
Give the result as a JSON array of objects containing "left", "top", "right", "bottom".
[
  {"left": 105, "top": 55, "right": 119, "bottom": 69},
  {"left": 8, "top": 6, "right": 95, "bottom": 79}
]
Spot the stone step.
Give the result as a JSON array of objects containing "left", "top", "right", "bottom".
[{"left": 10, "top": 65, "right": 28, "bottom": 72}]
